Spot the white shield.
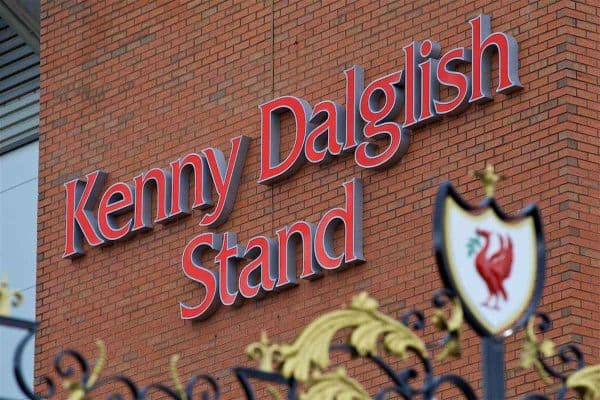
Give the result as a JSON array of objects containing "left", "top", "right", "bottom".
[{"left": 435, "top": 183, "right": 544, "bottom": 337}]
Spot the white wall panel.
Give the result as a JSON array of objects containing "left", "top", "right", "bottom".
[{"left": 0, "top": 140, "right": 38, "bottom": 399}]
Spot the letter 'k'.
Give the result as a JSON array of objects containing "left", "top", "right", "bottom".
[{"left": 63, "top": 170, "right": 107, "bottom": 258}]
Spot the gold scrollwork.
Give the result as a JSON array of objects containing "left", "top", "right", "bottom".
[
  {"left": 276, "top": 291, "right": 426, "bottom": 382},
  {"left": 246, "top": 292, "right": 428, "bottom": 398}
]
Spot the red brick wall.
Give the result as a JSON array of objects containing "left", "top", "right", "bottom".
[{"left": 36, "top": 1, "right": 598, "bottom": 398}]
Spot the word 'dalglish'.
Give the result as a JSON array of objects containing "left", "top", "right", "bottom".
[{"left": 258, "top": 14, "right": 521, "bottom": 183}]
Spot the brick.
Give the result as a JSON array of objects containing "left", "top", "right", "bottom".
[{"left": 35, "top": 1, "right": 599, "bottom": 398}]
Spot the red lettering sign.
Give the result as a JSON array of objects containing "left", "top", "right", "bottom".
[{"left": 62, "top": 14, "right": 521, "bottom": 321}]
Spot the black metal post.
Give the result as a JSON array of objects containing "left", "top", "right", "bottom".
[
  {"left": 0, "top": 316, "right": 38, "bottom": 400},
  {"left": 482, "top": 336, "right": 505, "bottom": 400}
]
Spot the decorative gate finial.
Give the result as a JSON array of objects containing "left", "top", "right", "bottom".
[
  {"left": 0, "top": 274, "right": 23, "bottom": 317},
  {"left": 473, "top": 164, "right": 505, "bottom": 197}
]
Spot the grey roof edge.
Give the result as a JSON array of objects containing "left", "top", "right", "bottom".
[
  {"left": 0, "top": 0, "right": 40, "bottom": 54},
  {"left": 0, "top": 128, "right": 38, "bottom": 155}
]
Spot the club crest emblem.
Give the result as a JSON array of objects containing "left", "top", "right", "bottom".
[
  {"left": 469, "top": 229, "right": 514, "bottom": 309},
  {"left": 434, "top": 166, "right": 545, "bottom": 337}
]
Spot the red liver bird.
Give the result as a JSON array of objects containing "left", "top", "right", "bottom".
[{"left": 474, "top": 228, "right": 514, "bottom": 309}]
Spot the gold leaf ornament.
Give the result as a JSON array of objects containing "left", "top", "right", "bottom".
[
  {"left": 431, "top": 296, "right": 463, "bottom": 360},
  {"left": 245, "top": 292, "right": 428, "bottom": 398},
  {"left": 566, "top": 364, "right": 600, "bottom": 400},
  {"left": 64, "top": 340, "right": 106, "bottom": 400},
  {"left": 246, "top": 331, "right": 281, "bottom": 372},
  {"left": 245, "top": 332, "right": 285, "bottom": 400},
  {"left": 170, "top": 354, "right": 187, "bottom": 400},
  {"left": 273, "top": 292, "right": 427, "bottom": 382},
  {"left": 64, "top": 380, "right": 86, "bottom": 400},
  {"left": 299, "top": 368, "right": 370, "bottom": 400},
  {"left": 520, "top": 317, "right": 555, "bottom": 384}
]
